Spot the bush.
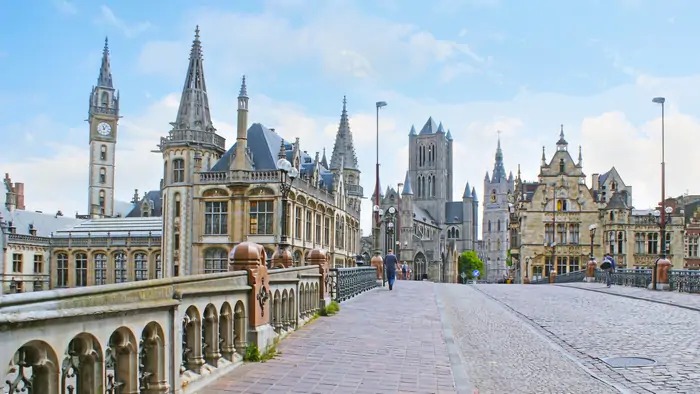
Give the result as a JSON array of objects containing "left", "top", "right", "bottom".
[{"left": 243, "top": 344, "right": 260, "bottom": 362}]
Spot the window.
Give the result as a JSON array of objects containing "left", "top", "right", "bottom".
[
  {"left": 12, "top": 253, "right": 22, "bottom": 272},
  {"left": 295, "top": 207, "right": 302, "bottom": 239},
  {"left": 497, "top": 220, "right": 501, "bottom": 232},
  {"left": 134, "top": 253, "right": 148, "bottom": 281},
  {"left": 559, "top": 158, "right": 565, "bottom": 173},
  {"left": 324, "top": 217, "right": 331, "bottom": 246},
  {"left": 557, "top": 256, "right": 567, "bottom": 275},
  {"left": 635, "top": 233, "right": 645, "bottom": 254},
  {"left": 173, "top": 158, "right": 185, "bottom": 183},
  {"left": 100, "top": 145, "right": 107, "bottom": 160},
  {"left": 557, "top": 224, "right": 566, "bottom": 244},
  {"left": 57, "top": 253, "right": 68, "bottom": 287},
  {"left": 315, "top": 213, "right": 322, "bottom": 244},
  {"left": 569, "top": 257, "right": 580, "bottom": 272},
  {"left": 99, "top": 190, "right": 106, "bottom": 210},
  {"left": 689, "top": 236, "right": 699, "bottom": 258},
  {"left": 114, "top": 252, "right": 127, "bottom": 283},
  {"left": 249, "top": 200, "right": 274, "bottom": 235},
  {"left": 647, "top": 233, "right": 658, "bottom": 255},
  {"left": 155, "top": 254, "right": 162, "bottom": 278},
  {"left": 544, "top": 224, "right": 554, "bottom": 244},
  {"left": 94, "top": 254, "right": 107, "bottom": 285},
  {"left": 204, "top": 201, "right": 228, "bottom": 235},
  {"left": 336, "top": 217, "right": 345, "bottom": 249},
  {"left": 664, "top": 233, "right": 671, "bottom": 254},
  {"left": 75, "top": 253, "right": 87, "bottom": 287},
  {"left": 174, "top": 232, "right": 180, "bottom": 250},
  {"left": 33, "top": 255, "right": 43, "bottom": 273},
  {"left": 488, "top": 220, "right": 492, "bottom": 233},
  {"left": 99, "top": 167, "right": 106, "bottom": 184},
  {"left": 175, "top": 194, "right": 181, "bottom": 217},
  {"left": 204, "top": 248, "right": 228, "bottom": 273},
  {"left": 305, "top": 210, "right": 312, "bottom": 240},
  {"left": 617, "top": 232, "right": 624, "bottom": 255},
  {"left": 569, "top": 224, "right": 580, "bottom": 244}
]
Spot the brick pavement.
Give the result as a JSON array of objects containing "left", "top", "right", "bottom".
[
  {"left": 559, "top": 282, "right": 700, "bottom": 311},
  {"left": 476, "top": 284, "right": 700, "bottom": 394},
  {"left": 201, "top": 281, "right": 458, "bottom": 394}
]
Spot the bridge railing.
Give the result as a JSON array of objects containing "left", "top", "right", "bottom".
[
  {"left": 0, "top": 242, "right": 372, "bottom": 394},
  {"left": 530, "top": 269, "right": 587, "bottom": 284},
  {"left": 328, "top": 267, "right": 378, "bottom": 302}
]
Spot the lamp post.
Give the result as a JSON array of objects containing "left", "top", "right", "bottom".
[
  {"left": 524, "top": 257, "right": 531, "bottom": 283},
  {"left": 275, "top": 158, "right": 298, "bottom": 267},
  {"left": 371, "top": 101, "right": 388, "bottom": 285},
  {"left": 652, "top": 96, "right": 670, "bottom": 290},
  {"left": 650, "top": 206, "right": 673, "bottom": 289},
  {"left": 588, "top": 223, "right": 597, "bottom": 259}
]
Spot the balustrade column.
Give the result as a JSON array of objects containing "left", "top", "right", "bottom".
[{"left": 203, "top": 309, "right": 222, "bottom": 367}]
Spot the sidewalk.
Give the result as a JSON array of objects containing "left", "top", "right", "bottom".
[
  {"left": 201, "top": 281, "right": 458, "bottom": 394},
  {"left": 559, "top": 282, "right": 700, "bottom": 311}
]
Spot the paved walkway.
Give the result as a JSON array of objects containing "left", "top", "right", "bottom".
[
  {"left": 559, "top": 282, "right": 700, "bottom": 311},
  {"left": 202, "top": 281, "right": 458, "bottom": 393}
]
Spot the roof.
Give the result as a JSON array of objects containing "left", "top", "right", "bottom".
[
  {"left": 211, "top": 123, "right": 335, "bottom": 193},
  {"left": 413, "top": 205, "right": 436, "bottom": 226},
  {"left": 0, "top": 206, "right": 84, "bottom": 238},
  {"left": 519, "top": 182, "right": 540, "bottom": 202},
  {"left": 419, "top": 117, "right": 440, "bottom": 135},
  {"left": 126, "top": 190, "right": 163, "bottom": 218},
  {"left": 605, "top": 190, "right": 629, "bottom": 210},
  {"left": 54, "top": 217, "right": 163, "bottom": 238},
  {"left": 445, "top": 202, "right": 464, "bottom": 224}
]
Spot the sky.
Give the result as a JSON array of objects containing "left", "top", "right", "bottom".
[{"left": 1, "top": 0, "right": 699, "bottom": 237}]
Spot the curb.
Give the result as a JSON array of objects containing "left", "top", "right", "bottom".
[
  {"left": 556, "top": 284, "right": 700, "bottom": 313},
  {"left": 435, "top": 285, "right": 474, "bottom": 394}
]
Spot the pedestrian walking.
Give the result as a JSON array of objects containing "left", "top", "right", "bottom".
[
  {"left": 401, "top": 262, "right": 408, "bottom": 280},
  {"left": 384, "top": 249, "right": 399, "bottom": 290},
  {"left": 601, "top": 253, "right": 616, "bottom": 287}
]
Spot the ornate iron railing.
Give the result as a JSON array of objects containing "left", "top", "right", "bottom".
[
  {"left": 594, "top": 268, "right": 652, "bottom": 288},
  {"left": 329, "top": 267, "right": 378, "bottom": 302},
  {"left": 669, "top": 270, "right": 700, "bottom": 294},
  {"left": 529, "top": 270, "right": 586, "bottom": 284}
]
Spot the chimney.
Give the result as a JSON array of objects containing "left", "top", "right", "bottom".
[
  {"left": 131, "top": 189, "right": 140, "bottom": 204},
  {"left": 591, "top": 173, "right": 599, "bottom": 191},
  {"left": 14, "top": 182, "right": 25, "bottom": 210},
  {"left": 4, "top": 173, "right": 16, "bottom": 211}
]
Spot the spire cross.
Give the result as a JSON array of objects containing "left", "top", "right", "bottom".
[{"left": 195, "top": 25, "right": 200, "bottom": 40}]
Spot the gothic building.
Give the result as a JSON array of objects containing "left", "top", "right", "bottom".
[
  {"left": 375, "top": 118, "right": 477, "bottom": 282},
  {"left": 482, "top": 137, "right": 514, "bottom": 282}
]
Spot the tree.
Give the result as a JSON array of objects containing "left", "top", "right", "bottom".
[{"left": 458, "top": 251, "right": 485, "bottom": 279}]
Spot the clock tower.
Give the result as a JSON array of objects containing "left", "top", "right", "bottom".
[{"left": 87, "top": 37, "right": 120, "bottom": 217}]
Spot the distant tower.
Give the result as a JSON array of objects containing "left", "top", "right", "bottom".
[
  {"left": 482, "top": 134, "right": 514, "bottom": 281},
  {"left": 329, "top": 96, "right": 363, "bottom": 202},
  {"left": 88, "top": 37, "right": 120, "bottom": 217},
  {"left": 159, "top": 27, "right": 226, "bottom": 277}
]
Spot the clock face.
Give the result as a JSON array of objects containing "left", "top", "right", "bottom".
[
  {"left": 97, "top": 122, "right": 112, "bottom": 136},
  {"left": 388, "top": 207, "right": 396, "bottom": 214},
  {"left": 490, "top": 194, "right": 497, "bottom": 203}
]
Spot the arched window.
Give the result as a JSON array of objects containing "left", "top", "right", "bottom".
[
  {"left": 94, "top": 253, "right": 107, "bottom": 285},
  {"left": 456, "top": 228, "right": 460, "bottom": 238},
  {"left": 609, "top": 211, "right": 614, "bottom": 221},
  {"left": 204, "top": 248, "right": 228, "bottom": 273},
  {"left": 114, "top": 252, "right": 127, "bottom": 283},
  {"left": 431, "top": 175, "right": 436, "bottom": 197},
  {"left": 559, "top": 158, "right": 565, "bottom": 173},
  {"left": 497, "top": 219, "right": 501, "bottom": 232},
  {"left": 75, "top": 253, "right": 87, "bottom": 287},
  {"left": 488, "top": 220, "right": 492, "bottom": 233},
  {"left": 100, "top": 145, "right": 107, "bottom": 160},
  {"left": 155, "top": 254, "right": 162, "bottom": 278},
  {"left": 173, "top": 158, "right": 185, "bottom": 183},
  {"left": 134, "top": 252, "right": 148, "bottom": 280},
  {"left": 56, "top": 253, "right": 68, "bottom": 287},
  {"left": 99, "top": 190, "right": 106, "bottom": 213},
  {"left": 99, "top": 167, "right": 106, "bottom": 184},
  {"left": 100, "top": 91, "right": 109, "bottom": 107}
]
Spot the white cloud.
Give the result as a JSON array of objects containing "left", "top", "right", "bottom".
[
  {"left": 52, "top": 0, "right": 77, "bottom": 15},
  {"left": 97, "top": 5, "right": 153, "bottom": 38}
]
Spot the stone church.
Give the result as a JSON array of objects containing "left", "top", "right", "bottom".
[
  {"left": 482, "top": 136, "right": 514, "bottom": 282},
  {"left": 373, "top": 118, "right": 478, "bottom": 282}
]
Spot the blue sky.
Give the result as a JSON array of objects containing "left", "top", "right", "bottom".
[{"left": 1, "top": 0, "right": 699, "bottom": 235}]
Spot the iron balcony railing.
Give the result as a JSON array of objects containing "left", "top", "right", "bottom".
[{"left": 328, "top": 267, "right": 378, "bottom": 302}]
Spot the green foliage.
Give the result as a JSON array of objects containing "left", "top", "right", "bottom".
[
  {"left": 506, "top": 249, "right": 513, "bottom": 267},
  {"left": 458, "top": 251, "right": 485, "bottom": 279},
  {"left": 320, "top": 300, "right": 341, "bottom": 316},
  {"left": 243, "top": 344, "right": 260, "bottom": 362}
]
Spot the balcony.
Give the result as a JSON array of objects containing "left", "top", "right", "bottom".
[
  {"left": 160, "top": 129, "right": 226, "bottom": 152},
  {"left": 345, "top": 183, "right": 364, "bottom": 198}
]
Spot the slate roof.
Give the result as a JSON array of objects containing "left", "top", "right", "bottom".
[
  {"left": 519, "top": 182, "right": 540, "bottom": 202},
  {"left": 413, "top": 205, "right": 436, "bottom": 226},
  {"left": 53, "top": 217, "right": 163, "bottom": 238},
  {"left": 445, "top": 202, "right": 464, "bottom": 224},
  {"left": 605, "top": 190, "right": 629, "bottom": 210},
  {"left": 419, "top": 117, "right": 440, "bottom": 135},
  {"left": 0, "top": 206, "right": 84, "bottom": 238},
  {"left": 401, "top": 172, "right": 413, "bottom": 195},
  {"left": 126, "top": 190, "right": 163, "bottom": 218},
  {"left": 211, "top": 123, "right": 335, "bottom": 193}
]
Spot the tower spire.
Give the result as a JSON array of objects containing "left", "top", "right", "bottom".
[
  {"left": 231, "top": 74, "right": 252, "bottom": 170},
  {"left": 556, "top": 123, "right": 568, "bottom": 151},
  {"left": 490, "top": 131, "right": 506, "bottom": 182},
  {"left": 173, "top": 25, "right": 214, "bottom": 133},
  {"left": 577, "top": 145, "right": 583, "bottom": 166},
  {"left": 97, "top": 37, "right": 113, "bottom": 88},
  {"left": 329, "top": 95, "right": 359, "bottom": 170}
]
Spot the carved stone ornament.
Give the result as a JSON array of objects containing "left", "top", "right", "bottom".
[{"left": 256, "top": 284, "right": 269, "bottom": 317}]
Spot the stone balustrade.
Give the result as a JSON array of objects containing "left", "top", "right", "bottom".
[{"left": 0, "top": 242, "right": 351, "bottom": 394}]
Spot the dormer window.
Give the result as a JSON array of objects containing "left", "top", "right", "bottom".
[{"left": 559, "top": 158, "right": 565, "bottom": 173}]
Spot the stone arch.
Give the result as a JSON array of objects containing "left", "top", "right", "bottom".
[
  {"left": 106, "top": 326, "right": 138, "bottom": 393},
  {"left": 414, "top": 251, "right": 427, "bottom": 280},
  {"left": 202, "top": 187, "right": 230, "bottom": 197},
  {"left": 313, "top": 283, "right": 319, "bottom": 311},
  {"left": 203, "top": 304, "right": 221, "bottom": 366},
  {"left": 140, "top": 322, "right": 167, "bottom": 392},
  {"left": 182, "top": 306, "right": 204, "bottom": 373},
  {"left": 233, "top": 301, "right": 247, "bottom": 354},
  {"left": 293, "top": 250, "right": 302, "bottom": 266},
  {"left": 288, "top": 289, "right": 296, "bottom": 330},
  {"left": 5, "top": 340, "right": 59, "bottom": 394},
  {"left": 61, "top": 332, "right": 103, "bottom": 394},
  {"left": 304, "top": 283, "right": 311, "bottom": 316},
  {"left": 219, "top": 303, "right": 235, "bottom": 361},
  {"left": 273, "top": 290, "right": 282, "bottom": 333},
  {"left": 281, "top": 289, "right": 289, "bottom": 330}
]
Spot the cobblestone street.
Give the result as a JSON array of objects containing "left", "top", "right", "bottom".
[{"left": 475, "top": 283, "right": 700, "bottom": 394}]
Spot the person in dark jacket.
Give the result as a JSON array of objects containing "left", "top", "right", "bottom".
[
  {"left": 602, "top": 253, "right": 616, "bottom": 287},
  {"left": 384, "top": 249, "right": 399, "bottom": 290}
]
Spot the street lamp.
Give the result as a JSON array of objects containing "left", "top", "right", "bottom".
[
  {"left": 652, "top": 96, "right": 668, "bottom": 290},
  {"left": 525, "top": 257, "right": 531, "bottom": 283},
  {"left": 374, "top": 101, "right": 388, "bottom": 248},
  {"left": 651, "top": 206, "right": 673, "bottom": 290},
  {"left": 276, "top": 158, "right": 298, "bottom": 266},
  {"left": 588, "top": 223, "right": 597, "bottom": 260}
]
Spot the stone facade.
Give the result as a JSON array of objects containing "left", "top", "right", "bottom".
[
  {"left": 509, "top": 127, "right": 686, "bottom": 282},
  {"left": 683, "top": 201, "right": 700, "bottom": 269},
  {"left": 482, "top": 137, "right": 514, "bottom": 282}
]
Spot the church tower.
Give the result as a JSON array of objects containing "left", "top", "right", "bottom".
[
  {"left": 88, "top": 37, "right": 120, "bottom": 217},
  {"left": 159, "top": 26, "right": 226, "bottom": 277},
  {"left": 482, "top": 134, "right": 514, "bottom": 281},
  {"left": 329, "top": 96, "right": 363, "bottom": 204}
]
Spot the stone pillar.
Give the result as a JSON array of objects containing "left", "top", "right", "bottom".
[
  {"left": 549, "top": 270, "right": 557, "bottom": 284},
  {"left": 307, "top": 249, "right": 331, "bottom": 308},
  {"left": 585, "top": 258, "right": 597, "bottom": 283},
  {"left": 229, "top": 242, "right": 275, "bottom": 353},
  {"left": 654, "top": 257, "right": 672, "bottom": 290},
  {"left": 370, "top": 255, "right": 383, "bottom": 281},
  {"left": 271, "top": 248, "right": 293, "bottom": 269}
]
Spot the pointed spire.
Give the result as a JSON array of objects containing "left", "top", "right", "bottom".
[
  {"left": 278, "top": 140, "right": 286, "bottom": 160},
  {"left": 541, "top": 146, "right": 546, "bottom": 166},
  {"left": 491, "top": 132, "right": 506, "bottom": 183},
  {"left": 330, "top": 96, "right": 359, "bottom": 170},
  {"left": 517, "top": 164, "right": 521, "bottom": 181},
  {"left": 409, "top": 125, "right": 417, "bottom": 136},
  {"left": 437, "top": 122, "right": 445, "bottom": 133},
  {"left": 173, "top": 26, "right": 215, "bottom": 133},
  {"left": 556, "top": 123, "right": 568, "bottom": 150},
  {"left": 463, "top": 182, "right": 471, "bottom": 198},
  {"left": 577, "top": 145, "right": 583, "bottom": 166},
  {"left": 446, "top": 129, "right": 453, "bottom": 141},
  {"left": 239, "top": 75, "right": 248, "bottom": 98},
  {"left": 97, "top": 36, "right": 113, "bottom": 88},
  {"left": 321, "top": 147, "right": 329, "bottom": 168},
  {"left": 401, "top": 171, "right": 413, "bottom": 195},
  {"left": 419, "top": 117, "right": 439, "bottom": 135},
  {"left": 472, "top": 186, "right": 477, "bottom": 199}
]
